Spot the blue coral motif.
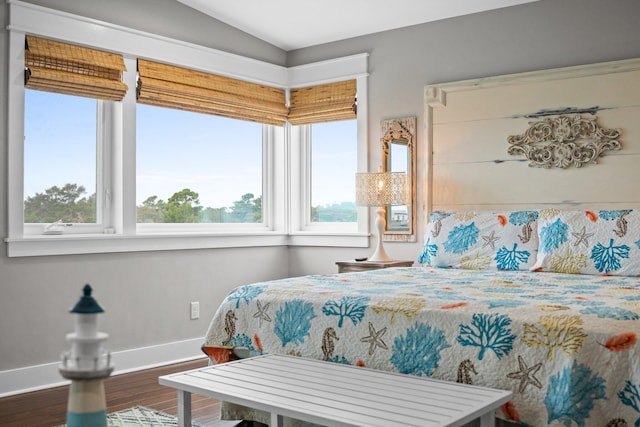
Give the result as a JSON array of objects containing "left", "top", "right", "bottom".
[
  {"left": 444, "top": 222, "right": 479, "bottom": 254},
  {"left": 568, "top": 299, "right": 603, "bottom": 308},
  {"left": 565, "top": 284, "right": 600, "bottom": 292},
  {"left": 418, "top": 239, "right": 438, "bottom": 264},
  {"left": 391, "top": 322, "right": 450, "bottom": 376},
  {"left": 322, "top": 296, "right": 369, "bottom": 328},
  {"left": 618, "top": 380, "right": 640, "bottom": 427},
  {"left": 580, "top": 305, "right": 639, "bottom": 320},
  {"left": 485, "top": 299, "right": 528, "bottom": 309},
  {"left": 539, "top": 219, "right": 568, "bottom": 252},
  {"left": 591, "top": 239, "right": 630, "bottom": 273},
  {"left": 635, "top": 239, "right": 640, "bottom": 249},
  {"left": 509, "top": 210, "right": 539, "bottom": 225},
  {"left": 227, "top": 285, "right": 266, "bottom": 308},
  {"left": 545, "top": 360, "right": 607, "bottom": 427},
  {"left": 599, "top": 209, "right": 631, "bottom": 220},
  {"left": 227, "top": 334, "right": 257, "bottom": 350},
  {"left": 431, "top": 290, "right": 468, "bottom": 300},
  {"left": 274, "top": 299, "right": 316, "bottom": 347},
  {"left": 483, "top": 287, "right": 527, "bottom": 294},
  {"left": 327, "top": 355, "right": 351, "bottom": 365},
  {"left": 495, "top": 243, "right": 530, "bottom": 270},
  {"left": 457, "top": 313, "right": 515, "bottom": 360}
]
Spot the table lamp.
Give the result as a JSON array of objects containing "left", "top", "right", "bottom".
[{"left": 355, "top": 170, "right": 409, "bottom": 262}]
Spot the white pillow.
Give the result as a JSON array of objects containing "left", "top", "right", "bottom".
[
  {"left": 532, "top": 209, "right": 640, "bottom": 276},
  {"left": 418, "top": 210, "right": 539, "bottom": 271}
]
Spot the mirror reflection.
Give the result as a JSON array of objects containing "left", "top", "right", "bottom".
[
  {"left": 388, "top": 142, "right": 409, "bottom": 230},
  {"left": 381, "top": 117, "right": 416, "bottom": 242}
]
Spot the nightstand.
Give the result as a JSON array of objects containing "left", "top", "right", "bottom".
[{"left": 336, "top": 259, "right": 414, "bottom": 273}]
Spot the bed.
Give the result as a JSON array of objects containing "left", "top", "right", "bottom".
[{"left": 203, "top": 58, "right": 640, "bottom": 426}]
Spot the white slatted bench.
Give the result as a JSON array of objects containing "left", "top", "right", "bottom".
[{"left": 159, "top": 354, "right": 512, "bottom": 427}]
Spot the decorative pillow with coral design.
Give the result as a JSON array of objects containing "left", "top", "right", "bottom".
[
  {"left": 532, "top": 209, "right": 640, "bottom": 276},
  {"left": 418, "top": 210, "right": 540, "bottom": 270}
]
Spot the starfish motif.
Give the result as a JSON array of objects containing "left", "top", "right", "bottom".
[
  {"left": 572, "top": 226, "right": 594, "bottom": 248},
  {"left": 481, "top": 231, "right": 500, "bottom": 249},
  {"left": 507, "top": 355, "right": 543, "bottom": 393},
  {"left": 360, "top": 322, "right": 388, "bottom": 355},
  {"left": 252, "top": 300, "right": 271, "bottom": 327}
]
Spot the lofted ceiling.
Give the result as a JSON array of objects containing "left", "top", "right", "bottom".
[{"left": 175, "top": 0, "right": 539, "bottom": 51}]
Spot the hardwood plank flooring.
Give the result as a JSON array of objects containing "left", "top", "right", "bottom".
[{"left": 0, "top": 357, "right": 223, "bottom": 427}]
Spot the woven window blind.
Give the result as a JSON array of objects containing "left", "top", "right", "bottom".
[
  {"left": 24, "top": 35, "right": 128, "bottom": 101},
  {"left": 288, "top": 79, "right": 357, "bottom": 125},
  {"left": 137, "top": 59, "right": 288, "bottom": 126}
]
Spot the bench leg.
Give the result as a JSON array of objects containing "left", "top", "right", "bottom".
[
  {"left": 270, "top": 412, "right": 284, "bottom": 427},
  {"left": 479, "top": 411, "right": 495, "bottom": 427},
  {"left": 176, "top": 389, "right": 192, "bottom": 427}
]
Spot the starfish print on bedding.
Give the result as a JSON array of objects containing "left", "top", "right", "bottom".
[
  {"left": 252, "top": 300, "right": 271, "bottom": 327},
  {"left": 482, "top": 231, "right": 500, "bottom": 250},
  {"left": 507, "top": 355, "right": 543, "bottom": 393},
  {"left": 360, "top": 322, "right": 388, "bottom": 355},
  {"left": 572, "top": 226, "right": 594, "bottom": 248}
]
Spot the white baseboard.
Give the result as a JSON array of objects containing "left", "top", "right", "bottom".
[{"left": 0, "top": 337, "right": 205, "bottom": 398}]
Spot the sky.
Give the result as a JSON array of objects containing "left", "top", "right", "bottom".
[{"left": 24, "top": 90, "right": 360, "bottom": 209}]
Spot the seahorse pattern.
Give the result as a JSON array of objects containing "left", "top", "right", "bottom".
[
  {"left": 223, "top": 310, "right": 237, "bottom": 345},
  {"left": 431, "top": 219, "right": 442, "bottom": 237},
  {"left": 321, "top": 327, "right": 339, "bottom": 361},
  {"left": 456, "top": 359, "right": 477, "bottom": 384},
  {"left": 614, "top": 211, "right": 629, "bottom": 237},
  {"left": 518, "top": 213, "right": 537, "bottom": 243},
  {"left": 605, "top": 418, "right": 628, "bottom": 427}
]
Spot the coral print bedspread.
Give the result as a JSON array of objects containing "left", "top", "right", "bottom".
[{"left": 203, "top": 267, "right": 640, "bottom": 426}]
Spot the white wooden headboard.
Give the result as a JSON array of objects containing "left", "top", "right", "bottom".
[{"left": 422, "top": 58, "right": 640, "bottom": 223}]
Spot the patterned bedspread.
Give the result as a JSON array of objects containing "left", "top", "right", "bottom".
[{"left": 203, "top": 267, "right": 640, "bottom": 426}]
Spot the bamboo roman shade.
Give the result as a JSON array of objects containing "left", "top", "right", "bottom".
[
  {"left": 24, "top": 35, "right": 128, "bottom": 101},
  {"left": 137, "top": 59, "right": 288, "bottom": 126},
  {"left": 288, "top": 80, "right": 357, "bottom": 125}
]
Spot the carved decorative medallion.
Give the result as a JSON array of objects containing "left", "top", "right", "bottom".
[
  {"left": 382, "top": 120, "right": 414, "bottom": 149},
  {"left": 507, "top": 115, "right": 621, "bottom": 168}
]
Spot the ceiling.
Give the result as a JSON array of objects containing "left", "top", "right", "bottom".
[{"left": 175, "top": 0, "right": 539, "bottom": 51}]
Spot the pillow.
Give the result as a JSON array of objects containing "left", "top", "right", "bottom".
[
  {"left": 418, "top": 210, "right": 539, "bottom": 271},
  {"left": 532, "top": 209, "right": 640, "bottom": 276}
]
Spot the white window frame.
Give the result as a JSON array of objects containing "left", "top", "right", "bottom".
[
  {"left": 135, "top": 124, "right": 275, "bottom": 235},
  {"left": 5, "top": 0, "right": 369, "bottom": 257},
  {"left": 287, "top": 74, "right": 370, "bottom": 247},
  {"left": 22, "top": 97, "right": 111, "bottom": 236}
]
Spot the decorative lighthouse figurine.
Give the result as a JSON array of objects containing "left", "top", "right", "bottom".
[{"left": 59, "top": 284, "right": 113, "bottom": 427}]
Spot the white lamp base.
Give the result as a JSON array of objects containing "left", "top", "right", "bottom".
[{"left": 368, "top": 206, "right": 392, "bottom": 262}]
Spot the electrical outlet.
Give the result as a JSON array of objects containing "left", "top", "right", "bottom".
[{"left": 190, "top": 301, "right": 200, "bottom": 320}]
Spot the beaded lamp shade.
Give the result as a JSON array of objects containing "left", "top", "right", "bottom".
[
  {"left": 355, "top": 172, "right": 409, "bottom": 206},
  {"left": 355, "top": 171, "right": 409, "bottom": 262}
]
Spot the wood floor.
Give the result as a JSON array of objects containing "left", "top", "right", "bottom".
[{"left": 0, "top": 357, "right": 223, "bottom": 427}]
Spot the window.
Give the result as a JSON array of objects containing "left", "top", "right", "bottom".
[
  {"left": 310, "top": 120, "right": 357, "bottom": 223},
  {"left": 134, "top": 59, "right": 285, "bottom": 230},
  {"left": 6, "top": 2, "right": 368, "bottom": 256},
  {"left": 288, "top": 79, "right": 361, "bottom": 234},
  {"left": 136, "top": 105, "right": 264, "bottom": 224},
  {"left": 20, "top": 34, "right": 125, "bottom": 236},
  {"left": 24, "top": 90, "right": 99, "bottom": 227}
]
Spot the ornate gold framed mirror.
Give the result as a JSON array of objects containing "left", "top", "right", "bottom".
[{"left": 381, "top": 116, "right": 416, "bottom": 242}]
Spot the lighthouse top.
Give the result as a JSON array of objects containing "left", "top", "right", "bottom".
[{"left": 70, "top": 284, "right": 104, "bottom": 314}]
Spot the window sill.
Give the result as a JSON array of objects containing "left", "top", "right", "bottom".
[
  {"left": 5, "top": 232, "right": 370, "bottom": 257},
  {"left": 287, "top": 232, "right": 369, "bottom": 247},
  {"left": 5, "top": 233, "right": 287, "bottom": 257}
]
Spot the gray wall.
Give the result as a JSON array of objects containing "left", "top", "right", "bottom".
[
  {"left": 0, "top": 0, "right": 292, "bottom": 373},
  {"left": 2, "top": 0, "right": 639, "bottom": 377},
  {"left": 287, "top": 0, "right": 640, "bottom": 276}
]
